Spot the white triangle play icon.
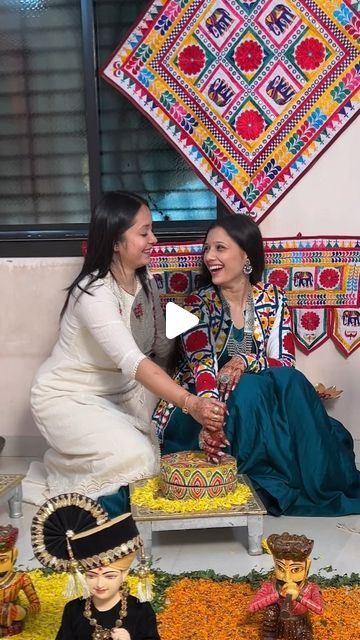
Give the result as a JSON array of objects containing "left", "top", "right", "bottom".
[{"left": 165, "top": 302, "right": 199, "bottom": 339}]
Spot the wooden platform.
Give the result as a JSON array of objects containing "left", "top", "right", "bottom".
[{"left": 130, "top": 474, "right": 266, "bottom": 558}]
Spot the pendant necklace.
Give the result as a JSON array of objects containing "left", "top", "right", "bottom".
[
  {"left": 220, "top": 286, "right": 254, "bottom": 357},
  {"left": 83, "top": 584, "right": 129, "bottom": 640}
]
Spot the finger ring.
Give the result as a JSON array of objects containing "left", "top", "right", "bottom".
[{"left": 219, "top": 372, "right": 231, "bottom": 384}]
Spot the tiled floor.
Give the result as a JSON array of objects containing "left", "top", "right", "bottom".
[{"left": 1, "top": 457, "right": 360, "bottom": 577}]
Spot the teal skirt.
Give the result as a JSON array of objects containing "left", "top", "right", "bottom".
[{"left": 161, "top": 368, "right": 360, "bottom": 516}]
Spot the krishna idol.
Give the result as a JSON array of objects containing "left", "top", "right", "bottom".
[{"left": 31, "top": 493, "right": 159, "bottom": 640}]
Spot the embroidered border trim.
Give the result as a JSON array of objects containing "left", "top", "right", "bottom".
[{"left": 149, "top": 237, "right": 360, "bottom": 356}]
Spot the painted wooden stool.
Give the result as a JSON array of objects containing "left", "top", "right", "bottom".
[
  {"left": 0, "top": 474, "right": 24, "bottom": 518},
  {"left": 130, "top": 474, "right": 266, "bottom": 560}
]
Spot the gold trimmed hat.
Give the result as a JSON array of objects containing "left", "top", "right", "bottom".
[
  {"left": 31, "top": 493, "right": 142, "bottom": 573},
  {"left": 70, "top": 512, "right": 142, "bottom": 571}
]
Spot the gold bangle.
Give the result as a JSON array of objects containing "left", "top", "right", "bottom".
[{"left": 182, "top": 393, "right": 191, "bottom": 414}]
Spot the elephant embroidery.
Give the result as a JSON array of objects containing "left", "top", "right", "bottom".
[
  {"left": 265, "top": 4, "right": 296, "bottom": 37},
  {"left": 293, "top": 271, "right": 313, "bottom": 287},
  {"left": 205, "top": 8, "right": 233, "bottom": 39},
  {"left": 342, "top": 310, "right": 360, "bottom": 326},
  {"left": 266, "top": 75, "right": 296, "bottom": 105},
  {"left": 208, "top": 77, "right": 235, "bottom": 107}
]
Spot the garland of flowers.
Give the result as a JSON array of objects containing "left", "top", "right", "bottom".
[
  {"left": 14, "top": 568, "right": 360, "bottom": 639},
  {"left": 131, "top": 477, "right": 252, "bottom": 513},
  {"left": 156, "top": 575, "right": 360, "bottom": 640}
]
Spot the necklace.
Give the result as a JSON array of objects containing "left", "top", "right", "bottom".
[
  {"left": 83, "top": 584, "right": 129, "bottom": 640},
  {"left": 220, "top": 286, "right": 254, "bottom": 357}
]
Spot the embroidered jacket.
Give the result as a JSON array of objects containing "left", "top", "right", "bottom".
[
  {"left": 153, "top": 282, "right": 295, "bottom": 440},
  {"left": 248, "top": 580, "right": 324, "bottom": 616}
]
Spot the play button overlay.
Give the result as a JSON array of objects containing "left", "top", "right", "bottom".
[{"left": 165, "top": 302, "right": 199, "bottom": 339}]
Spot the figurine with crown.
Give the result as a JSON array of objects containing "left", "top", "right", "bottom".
[
  {"left": 249, "top": 532, "right": 324, "bottom": 639},
  {"left": 0, "top": 524, "right": 40, "bottom": 636},
  {"left": 31, "top": 493, "right": 159, "bottom": 640}
]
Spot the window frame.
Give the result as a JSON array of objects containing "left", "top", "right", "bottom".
[{"left": 0, "top": 0, "right": 218, "bottom": 257}]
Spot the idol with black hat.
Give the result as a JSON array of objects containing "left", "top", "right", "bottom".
[{"left": 31, "top": 493, "right": 160, "bottom": 640}]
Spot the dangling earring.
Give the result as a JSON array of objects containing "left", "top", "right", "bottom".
[{"left": 243, "top": 258, "right": 253, "bottom": 276}]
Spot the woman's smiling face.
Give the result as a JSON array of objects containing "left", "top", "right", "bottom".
[
  {"left": 114, "top": 204, "right": 157, "bottom": 270},
  {"left": 203, "top": 226, "right": 248, "bottom": 288}
]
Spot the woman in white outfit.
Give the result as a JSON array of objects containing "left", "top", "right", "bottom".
[{"left": 24, "top": 192, "right": 226, "bottom": 513}]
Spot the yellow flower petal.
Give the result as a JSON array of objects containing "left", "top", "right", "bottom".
[{"left": 132, "top": 477, "right": 252, "bottom": 513}]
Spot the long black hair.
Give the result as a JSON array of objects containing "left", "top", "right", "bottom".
[
  {"left": 198, "top": 215, "right": 265, "bottom": 287},
  {"left": 61, "top": 191, "right": 149, "bottom": 316},
  {"left": 167, "top": 215, "right": 265, "bottom": 373}
]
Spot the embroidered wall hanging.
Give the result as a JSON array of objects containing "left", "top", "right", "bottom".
[
  {"left": 100, "top": 0, "right": 360, "bottom": 221},
  {"left": 149, "top": 236, "right": 360, "bottom": 356},
  {"left": 331, "top": 307, "right": 360, "bottom": 355}
]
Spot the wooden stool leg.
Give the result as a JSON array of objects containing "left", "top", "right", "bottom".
[
  {"left": 247, "top": 514, "right": 263, "bottom": 555},
  {"left": 8, "top": 484, "right": 23, "bottom": 518}
]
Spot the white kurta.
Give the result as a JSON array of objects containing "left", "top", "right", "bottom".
[{"left": 23, "top": 272, "right": 170, "bottom": 505}]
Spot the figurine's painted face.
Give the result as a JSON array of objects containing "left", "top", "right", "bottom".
[
  {"left": 0, "top": 549, "right": 17, "bottom": 583},
  {"left": 85, "top": 566, "right": 127, "bottom": 607},
  {"left": 274, "top": 558, "right": 310, "bottom": 584}
]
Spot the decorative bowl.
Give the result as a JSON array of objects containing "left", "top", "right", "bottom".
[{"left": 314, "top": 383, "right": 343, "bottom": 400}]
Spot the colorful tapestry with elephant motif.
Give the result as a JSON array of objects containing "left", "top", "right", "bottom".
[
  {"left": 100, "top": 0, "right": 360, "bottom": 221},
  {"left": 149, "top": 236, "right": 360, "bottom": 356}
]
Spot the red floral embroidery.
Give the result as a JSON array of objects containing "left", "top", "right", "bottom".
[
  {"left": 169, "top": 272, "right": 189, "bottom": 293},
  {"left": 185, "top": 294, "right": 199, "bottom": 305},
  {"left": 268, "top": 269, "right": 289, "bottom": 290},
  {"left": 185, "top": 329, "right": 208, "bottom": 352},
  {"left": 235, "top": 109, "right": 265, "bottom": 141},
  {"left": 197, "top": 371, "right": 216, "bottom": 393},
  {"left": 133, "top": 303, "right": 143, "bottom": 319},
  {"left": 282, "top": 332, "right": 295, "bottom": 355},
  {"left": 234, "top": 40, "right": 263, "bottom": 73},
  {"left": 267, "top": 357, "right": 281, "bottom": 367},
  {"left": 294, "top": 38, "right": 326, "bottom": 71},
  {"left": 318, "top": 268, "right": 340, "bottom": 289},
  {"left": 178, "top": 45, "right": 205, "bottom": 76},
  {"left": 300, "top": 311, "right": 320, "bottom": 331}
]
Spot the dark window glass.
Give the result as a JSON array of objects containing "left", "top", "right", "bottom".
[
  {"left": 0, "top": 0, "right": 90, "bottom": 225},
  {"left": 95, "top": 0, "right": 216, "bottom": 222}
]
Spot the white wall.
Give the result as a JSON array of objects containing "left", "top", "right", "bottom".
[{"left": 259, "top": 116, "right": 360, "bottom": 450}]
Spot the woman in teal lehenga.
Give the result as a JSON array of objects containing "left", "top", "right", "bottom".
[{"left": 152, "top": 217, "right": 360, "bottom": 517}]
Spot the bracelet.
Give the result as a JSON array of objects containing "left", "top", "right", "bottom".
[{"left": 182, "top": 393, "right": 192, "bottom": 414}]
